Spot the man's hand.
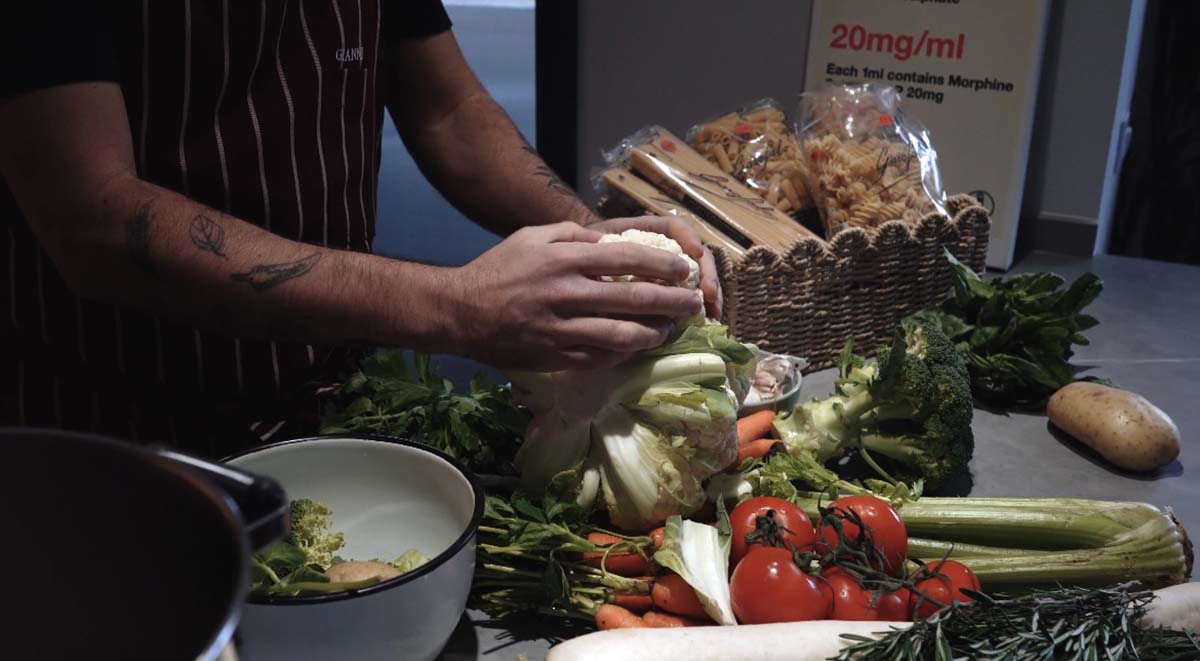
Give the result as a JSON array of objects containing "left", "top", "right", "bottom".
[
  {"left": 448, "top": 222, "right": 703, "bottom": 371},
  {"left": 588, "top": 215, "right": 724, "bottom": 319}
]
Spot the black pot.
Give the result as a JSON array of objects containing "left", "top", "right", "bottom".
[{"left": 0, "top": 427, "right": 287, "bottom": 661}]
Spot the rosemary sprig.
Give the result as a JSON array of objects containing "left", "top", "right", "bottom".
[{"left": 834, "top": 582, "right": 1200, "bottom": 660}]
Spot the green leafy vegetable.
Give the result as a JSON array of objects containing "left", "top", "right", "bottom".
[
  {"left": 510, "top": 323, "right": 756, "bottom": 530},
  {"left": 250, "top": 499, "right": 428, "bottom": 598},
  {"left": 652, "top": 499, "right": 736, "bottom": 625},
  {"left": 391, "top": 549, "right": 429, "bottom": 573},
  {"left": 471, "top": 492, "right": 654, "bottom": 620},
  {"left": 706, "top": 451, "right": 922, "bottom": 510},
  {"left": 250, "top": 542, "right": 307, "bottom": 588},
  {"left": 320, "top": 351, "right": 529, "bottom": 473},
  {"left": 835, "top": 583, "right": 1200, "bottom": 660},
  {"left": 909, "top": 249, "right": 1104, "bottom": 410}
]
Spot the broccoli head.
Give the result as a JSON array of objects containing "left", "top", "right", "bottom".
[
  {"left": 287, "top": 499, "right": 345, "bottom": 568},
  {"left": 772, "top": 319, "right": 974, "bottom": 490}
]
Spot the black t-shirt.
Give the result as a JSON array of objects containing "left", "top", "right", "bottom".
[
  {"left": 2, "top": 1, "right": 452, "bottom": 97},
  {"left": 0, "top": 1, "right": 451, "bottom": 455}
]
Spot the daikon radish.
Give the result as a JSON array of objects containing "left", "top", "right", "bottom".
[
  {"left": 1144, "top": 583, "right": 1200, "bottom": 632},
  {"left": 545, "top": 620, "right": 910, "bottom": 661}
]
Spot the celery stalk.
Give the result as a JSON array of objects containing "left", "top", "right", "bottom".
[{"left": 790, "top": 492, "right": 1192, "bottom": 589}]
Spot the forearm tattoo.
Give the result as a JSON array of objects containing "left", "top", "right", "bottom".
[
  {"left": 231, "top": 253, "right": 322, "bottom": 292},
  {"left": 126, "top": 201, "right": 156, "bottom": 274},
  {"left": 189, "top": 214, "right": 227, "bottom": 258},
  {"left": 520, "top": 142, "right": 575, "bottom": 198}
]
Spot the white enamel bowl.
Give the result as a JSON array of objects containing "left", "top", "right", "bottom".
[{"left": 224, "top": 435, "right": 483, "bottom": 661}]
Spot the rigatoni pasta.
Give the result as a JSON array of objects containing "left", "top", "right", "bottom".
[{"left": 688, "top": 99, "right": 812, "bottom": 216}]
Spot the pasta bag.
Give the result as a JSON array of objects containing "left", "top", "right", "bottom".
[
  {"left": 797, "top": 84, "right": 946, "bottom": 237},
  {"left": 687, "top": 99, "right": 813, "bottom": 216}
]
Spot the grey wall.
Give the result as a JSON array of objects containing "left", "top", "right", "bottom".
[
  {"left": 575, "top": 0, "right": 814, "bottom": 205},
  {"left": 1022, "top": 0, "right": 1142, "bottom": 254},
  {"left": 573, "top": 0, "right": 1142, "bottom": 260}
]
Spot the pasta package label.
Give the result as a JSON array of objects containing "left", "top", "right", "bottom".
[
  {"left": 798, "top": 84, "right": 947, "bottom": 237},
  {"left": 596, "top": 125, "right": 818, "bottom": 253},
  {"left": 597, "top": 167, "right": 747, "bottom": 258},
  {"left": 628, "top": 129, "right": 818, "bottom": 251}
]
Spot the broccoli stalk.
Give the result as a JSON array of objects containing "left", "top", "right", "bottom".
[{"left": 772, "top": 319, "right": 974, "bottom": 490}]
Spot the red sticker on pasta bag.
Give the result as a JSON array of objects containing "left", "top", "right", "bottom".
[
  {"left": 660, "top": 139, "right": 677, "bottom": 152},
  {"left": 809, "top": 149, "right": 829, "bottom": 161},
  {"left": 878, "top": 114, "right": 894, "bottom": 126},
  {"left": 734, "top": 122, "right": 753, "bottom": 136}
]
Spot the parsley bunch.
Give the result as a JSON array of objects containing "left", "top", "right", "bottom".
[{"left": 320, "top": 351, "right": 528, "bottom": 474}]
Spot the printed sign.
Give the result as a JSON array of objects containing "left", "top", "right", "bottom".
[{"left": 806, "top": 0, "right": 1050, "bottom": 269}]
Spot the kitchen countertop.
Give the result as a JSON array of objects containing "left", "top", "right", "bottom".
[{"left": 442, "top": 251, "right": 1200, "bottom": 661}]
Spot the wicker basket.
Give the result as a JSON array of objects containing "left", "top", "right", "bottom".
[{"left": 712, "top": 194, "right": 990, "bottom": 370}]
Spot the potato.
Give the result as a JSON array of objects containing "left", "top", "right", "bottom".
[
  {"left": 324, "top": 560, "right": 401, "bottom": 583},
  {"left": 1047, "top": 382, "right": 1180, "bottom": 472}
]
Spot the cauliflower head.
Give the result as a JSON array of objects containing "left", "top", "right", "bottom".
[{"left": 598, "top": 229, "right": 701, "bottom": 291}]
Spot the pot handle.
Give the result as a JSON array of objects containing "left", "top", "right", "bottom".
[{"left": 154, "top": 447, "right": 289, "bottom": 552}]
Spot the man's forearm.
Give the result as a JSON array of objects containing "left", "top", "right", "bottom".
[
  {"left": 61, "top": 176, "right": 461, "bottom": 350},
  {"left": 397, "top": 91, "right": 599, "bottom": 235}
]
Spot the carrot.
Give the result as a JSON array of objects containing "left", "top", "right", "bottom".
[
  {"left": 649, "top": 527, "right": 666, "bottom": 551},
  {"left": 643, "top": 610, "right": 710, "bottom": 628},
  {"left": 585, "top": 531, "right": 630, "bottom": 547},
  {"left": 736, "top": 438, "right": 782, "bottom": 464},
  {"left": 612, "top": 592, "right": 655, "bottom": 612},
  {"left": 582, "top": 532, "right": 657, "bottom": 576},
  {"left": 595, "top": 604, "right": 647, "bottom": 630},
  {"left": 737, "top": 410, "right": 776, "bottom": 445},
  {"left": 651, "top": 573, "right": 709, "bottom": 619}
]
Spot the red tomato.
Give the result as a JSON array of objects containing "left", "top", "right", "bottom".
[
  {"left": 818, "top": 577, "right": 834, "bottom": 617},
  {"left": 730, "top": 547, "right": 830, "bottom": 624},
  {"left": 875, "top": 587, "right": 911, "bottom": 621},
  {"left": 929, "top": 560, "right": 981, "bottom": 594},
  {"left": 729, "top": 497, "right": 815, "bottom": 565},
  {"left": 817, "top": 496, "right": 908, "bottom": 576},
  {"left": 910, "top": 560, "right": 978, "bottom": 619},
  {"left": 910, "top": 576, "right": 952, "bottom": 619},
  {"left": 824, "top": 573, "right": 879, "bottom": 621}
]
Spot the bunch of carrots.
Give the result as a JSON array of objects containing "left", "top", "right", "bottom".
[
  {"left": 735, "top": 409, "right": 780, "bottom": 465},
  {"left": 585, "top": 529, "right": 716, "bottom": 630},
  {"left": 474, "top": 411, "right": 781, "bottom": 630},
  {"left": 472, "top": 498, "right": 714, "bottom": 628},
  {"left": 592, "top": 410, "right": 781, "bottom": 629}
]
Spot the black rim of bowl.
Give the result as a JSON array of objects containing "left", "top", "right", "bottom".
[{"left": 222, "top": 433, "right": 485, "bottom": 606}]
